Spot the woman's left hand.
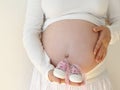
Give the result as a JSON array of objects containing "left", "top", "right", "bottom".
[{"left": 93, "top": 26, "right": 111, "bottom": 63}]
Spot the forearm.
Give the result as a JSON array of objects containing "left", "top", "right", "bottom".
[
  {"left": 106, "top": 0, "right": 120, "bottom": 45},
  {"left": 23, "top": 0, "right": 55, "bottom": 80},
  {"left": 107, "top": 21, "right": 120, "bottom": 45}
]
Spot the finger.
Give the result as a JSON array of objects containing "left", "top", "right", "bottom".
[
  {"left": 94, "top": 39, "right": 102, "bottom": 56},
  {"left": 95, "top": 44, "right": 105, "bottom": 63},
  {"left": 93, "top": 26, "right": 104, "bottom": 32},
  {"left": 52, "top": 76, "right": 61, "bottom": 84},
  {"left": 95, "top": 46, "right": 104, "bottom": 63},
  {"left": 48, "top": 70, "right": 54, "bottom": 82},
  {"left": 69, "top": 81, "right": 82, "bottom": 86},
  {"left": 101, "top": 50, "right": 107, "bottom": 61},
  {"left": 100, "top": 54, "right": 105, "bottom": 62},
  {"left": 60, "top": 79, "right": 65, "bottom": 84},
  {"left": 48, "top": 70, "right": 61, "bottom": 83}
]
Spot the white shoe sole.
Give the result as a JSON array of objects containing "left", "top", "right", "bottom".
[
  {"left": 53, "top": 68, "right": 66, "bottom": 79},
  {"left": 69, "top": 74, "right": 83, "bottom": 83}
]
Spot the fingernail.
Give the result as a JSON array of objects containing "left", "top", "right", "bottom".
[
  {"left": 93, "top": 28, "right": 96, "bottom": 31},
  {"left": 93, "top": 28, "right": 97, "bottom": 32}
]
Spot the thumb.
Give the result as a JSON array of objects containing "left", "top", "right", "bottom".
[{"left": 93, "top": 26, "right": 103, "bottom": 32}]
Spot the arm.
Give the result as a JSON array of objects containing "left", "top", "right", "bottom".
[
  {"left": 92, "top": 0, "right": 120, "bottom": 62},
  {"left": 23, "top": 0, "right": 54, "bottom": 80},
  {"left": 106, "top": 0, "right": 120, "bottom": 45}
]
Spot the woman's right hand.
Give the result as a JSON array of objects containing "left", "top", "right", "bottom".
[
  {"left": 48, "top": 69, "right": 61, "bottom": 84},
  {"left": 48, "top": 69, "right": 84, "bottom": 86}
]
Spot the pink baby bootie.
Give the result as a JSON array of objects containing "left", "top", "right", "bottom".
[
  {"left": 69, "top": 64, "right": 84, "bottom": 83},
  {"left": 53, "top": 60, "right": 68, "bottom": 79}
]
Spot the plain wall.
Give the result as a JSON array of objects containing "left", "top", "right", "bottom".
[{"left": 0, "top": 0, "right": 120, "bottom": 90}]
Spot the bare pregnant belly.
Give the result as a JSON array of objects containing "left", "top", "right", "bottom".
[{"left": 41, "top": 19, "right": 99, "bottom": 73}]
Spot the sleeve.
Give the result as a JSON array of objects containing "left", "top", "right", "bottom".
[
  {"left": 106, "top": 0, "right": 120, "bottom": 45},
  {"left": 22, "top": 0, "right": 55, "bottom": 81}
]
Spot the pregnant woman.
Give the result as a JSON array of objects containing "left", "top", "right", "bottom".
[{"left": 23, "top": 0, "right": 120, "bottom": 90}]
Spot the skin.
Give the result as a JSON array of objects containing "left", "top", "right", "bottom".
[
  {"left": 93, "top": 26, "right": 111, "bottom": 63},
  {"left": 48, "top": 25, "right": 111, "bottom": 86}
]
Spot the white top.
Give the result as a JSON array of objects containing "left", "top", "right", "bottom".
[
  {"left": 41, "top": 0, "right": 108, "bottom": 30},
  {"left": 23, "top": 0, "right": 120, "bottom": 82}
]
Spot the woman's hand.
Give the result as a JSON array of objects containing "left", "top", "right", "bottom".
[
  {"left": 93, "top": 26, "right": 111, "bottom": 63},
  {"left": 48, "top": 69, "right": 61, "bottom": 84},
  {"left": 48, "top": 69, "right": 83, "bottom": 86}
]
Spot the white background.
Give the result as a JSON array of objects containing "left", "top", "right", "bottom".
[{"left": 0, "top": 0, "right": 120, "bottom": 90}]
